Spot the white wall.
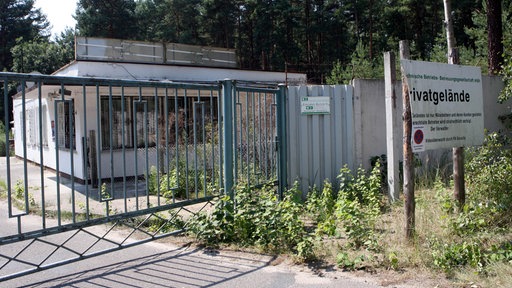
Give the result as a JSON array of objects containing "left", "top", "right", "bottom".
[{"left": 13, "top": 89, "right": 87, "bottom": 181}]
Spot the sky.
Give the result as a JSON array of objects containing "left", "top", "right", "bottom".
[{"left": 34, "top": 0, "right": 77, "bottom": 38}]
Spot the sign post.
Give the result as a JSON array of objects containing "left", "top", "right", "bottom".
[{"left": 400, "top": 41, "right": 415, "bottom": 240}]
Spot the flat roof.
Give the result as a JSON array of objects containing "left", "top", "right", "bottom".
[{"left": 53, "top": 60, "right": 307, "bottom": 86}]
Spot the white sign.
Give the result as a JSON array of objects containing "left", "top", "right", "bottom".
[
  {"left": 401, "top": 60, "right": 484, "bottom": 152},
  {"left": 301, "top": 96, "right": 330, "bottom": 115}
]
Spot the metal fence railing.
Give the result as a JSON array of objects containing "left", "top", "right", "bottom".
[{"left": 0, "top": 72, "right": 286, "bottom": 280}]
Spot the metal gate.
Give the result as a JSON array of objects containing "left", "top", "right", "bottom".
[{"left": 0, "top": 73, "right": 286, "bottom": 280}]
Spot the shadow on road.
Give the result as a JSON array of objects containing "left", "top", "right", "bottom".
[{"left": 11, "top": 244, "right": 277, "bottom": 288}]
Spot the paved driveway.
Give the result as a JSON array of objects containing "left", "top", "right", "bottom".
[{"left": 0, "top": 239, "right": 383, "bottom": 288}]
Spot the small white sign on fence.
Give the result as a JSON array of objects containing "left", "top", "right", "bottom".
[{"left": 300, "top": 96, "right": 330, "bottom": 115}]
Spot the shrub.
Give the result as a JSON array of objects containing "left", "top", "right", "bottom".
[
  {"left": 461, "top": 132, "right": 512, "bottom": 232},
  {"left": 150, "top": 160, "right": 219, "bottom": 199},
  {"left": 430, "top": 239, "right": 486, "bottom": 272},
  {"left": 428, "top": 132, "right": 512, "bottom": 274},
  {"left": 187, "top": 185, "right": 314, "bottom": 260},
  {"left": 335, "top": 163, "right": 382, "bottom": 250},
  {"left": 305, "top": 181, "right": 337, "bottom": 236}
]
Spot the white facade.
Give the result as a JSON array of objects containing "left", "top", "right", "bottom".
[
  {"left": 14, "top": 86, "right": 86, "bottom": 180},
  {"left": 13, "top": 60, "right": 306, "bottom": 182}
]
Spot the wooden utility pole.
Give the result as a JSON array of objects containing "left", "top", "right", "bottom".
[
  {"left": 443, "top": 0, "right": 465, "bottom": 208},
  {"left": 400, "top": 41, "right": 415, "bottom": 240}
]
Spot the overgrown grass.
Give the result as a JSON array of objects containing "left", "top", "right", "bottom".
[{"left": 185, "top": 132, "right": 512, "bottom": 287}]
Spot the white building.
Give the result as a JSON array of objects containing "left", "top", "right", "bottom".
[{"left": 13, "top": 37, "right": 307, "bottom": 183}]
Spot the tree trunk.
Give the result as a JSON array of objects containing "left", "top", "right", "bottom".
[
  {"left": 400, "top": 41, "right": 415, "bottom": 240},
  {"left": 444, "top": 0, "right": 465, "bottom": 209},
  {"left": 487, "top": 0, "right": 503, "bottom": 75}
]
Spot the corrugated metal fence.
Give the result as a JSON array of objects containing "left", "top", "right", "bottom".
[{"left": 287, "top": 85, "right": 354, "bottom": 195}]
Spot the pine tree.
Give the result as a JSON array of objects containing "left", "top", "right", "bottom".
[{"left": 75, "top": 0, "right": 137, "bottom": 39}]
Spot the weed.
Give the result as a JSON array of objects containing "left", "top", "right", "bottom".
[
  {"left": 335, "top": 163, "right": 382, "bottom": 250},
  {"left": 188, "top": 185, "right": 314, "bottom": 261},
  {"left": 14, "top": 179, "right": 24, "bottom": 199},
  {"left": 305, "top": 181, "right": 337, "bottom": 236},
  {"left": 156, "top": 161, "right": 219, "bottom": 200},
  {"left": 336, "top": 252, "right": 366, "bottom": 271}
]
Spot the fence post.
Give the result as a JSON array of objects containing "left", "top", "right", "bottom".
[
  {"left": 222, "top": 79, "right": 234, "bottom": 200},
  {"left": 384, "top": 51, "right": 400, "bottom": 202},
  {"left": 277, "top": 84, "right": 288, "bottom": 200}
]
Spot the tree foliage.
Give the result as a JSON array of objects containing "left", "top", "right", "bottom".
[
  {"left": 0, "top": 0, "right": 50, "bottom": 71},
  {"left": 75, "top": 0, "right": 137, "bottom": 39},
  {"left": 0, "top": 0, "right": 509, "bottom": 85},
  {"left": 69, "top": 0, "right": 494, "bottom": 83},
  {"left": 11, "top": 34, "right": 74, "bottom": 74}
]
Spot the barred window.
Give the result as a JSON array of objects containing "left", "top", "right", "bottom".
[
  {"left": 100, "top": 97, "right": 132, "bottom": 149},
  {"left": 56, "top": 100, "right": 75, "bottom": 150}
]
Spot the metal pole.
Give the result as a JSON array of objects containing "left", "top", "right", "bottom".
[
  {"left": 277, "top": 84, "right": 288, "bottom": 200},
  {"left": 222, "top": 80, "right": 234, "bottom": 200}
]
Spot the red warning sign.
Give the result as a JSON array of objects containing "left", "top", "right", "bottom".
[{"left": 414, "top": 129, "right": 424, "bottom": 145}]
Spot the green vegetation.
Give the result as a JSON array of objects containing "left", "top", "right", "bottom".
[
  {"left": 188, "top": 183, "right": 314, "bottom": 261},
  {"left": 0, "top": 120, "right": 11, "bottom": 157},
  {"left": 147, "top": 161, "right": 219, "bottom": 200},
  {"left": 186, "top": 133, "right": 512, "bottom": 286}
]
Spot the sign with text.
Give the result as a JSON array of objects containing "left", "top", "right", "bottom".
[
  {"left": 401, "top": 60, "right": 484, "bottom": 152},
  {"left": 301, "top": 96, "right": 330, "bottom": 115}
]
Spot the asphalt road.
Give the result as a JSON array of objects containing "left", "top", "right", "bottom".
[{"left": 0, "top": 237, "right": 383, "bottom": 288}]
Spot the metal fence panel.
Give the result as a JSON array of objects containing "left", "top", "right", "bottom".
[
  {"left": 287, "top": 85, "right": 354, "bottom": 195},
  {"left": 222, "top": 81, "right": 284, "bottom": 197}
]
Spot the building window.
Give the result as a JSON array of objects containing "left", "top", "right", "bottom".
[
  {"left": 101, "top": 97, "right": 132, "bottom": 149},
  {"left": 100, "top": 95, "right": 217, "bottom": 150},
  {"left": 28, "top": 105, "right": 48, "bottom": 147},
  {"left": 56, "top": 100, "right": 75, "bottom": 150},
  {"left": 134, "top": 98, "right": 158, "bottom": 148},
  {"left": 41, "top": 105, "right": 48, "bottom": 147}
]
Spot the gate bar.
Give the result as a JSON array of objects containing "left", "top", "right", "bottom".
[
  {"left": 222, "top": 80, "right": 234, "bottom": 199},
  {"left": 277, "top": 84, "right": 288, "bottom": 199}
]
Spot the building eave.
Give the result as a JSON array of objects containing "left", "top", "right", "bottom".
[{"left": 53, "top": 61, "right": 307, "bottom": 85}]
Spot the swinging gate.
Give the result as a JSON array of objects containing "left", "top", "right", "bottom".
[{"left": 0, "top": 72, "right": 286, "bottom": 280}]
